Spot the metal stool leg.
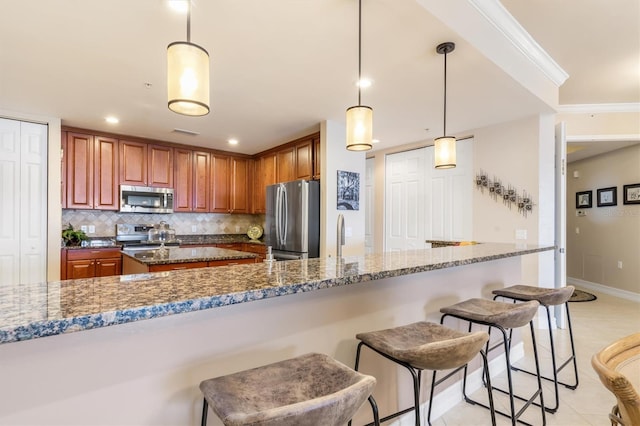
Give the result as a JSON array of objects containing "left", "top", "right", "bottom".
[{"left": 201, "top": 398, "right": 208, "bottom": 426}]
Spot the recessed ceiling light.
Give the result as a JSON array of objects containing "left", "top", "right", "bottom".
[
  {"left": 105, "top": 116, "right": 119, "bottom": 124},
  {"left": 228, "top": 139, "right": 239, "bottom": 145},
  {"left": 168, "top": 0, "right": 188, "bottom": 13},
  {"left": 372, "top": 139, "right": 380, "bottom": 144},
  {"left": 356, "top": 78, "right": 373, "bottom": 88}
]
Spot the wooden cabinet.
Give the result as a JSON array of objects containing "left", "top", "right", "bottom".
[
  {"left": 253, "top": 152, "right": 277, "bottom": 213},
  {"left": 173, "top": 148, "right": 193, "bottom": 212},
  {"left": 211, "top": 154, "right": 251, "bottom": 213},
  {"left": 119, "top": 140, "right": 147, "bottom": 185},
  {"left": 61, "top": 248, "right": 122, "bottom": 280},
  {"left": 276, "top": 146, "right": 295, "bottom": 183},
  {"left": 210, "top": 154, "right": 230, "bottom": 213},
  {"left": 295, "top": 138, "right": 313, "bottom": 180},
  {"left": 148, "top": 144, "right": 173, "bottom": 187},
  {"left": 241, "top": 243, "right": 267, "bottom": 262},
  {"left": 313, "top": 136, "right": 321, "bottom": 180},
  {"left": 193, "top": 151, "right": 210, "bottom": 212},
  {"left": 64, "top": 132, "right": 118, "bottom": 210}
]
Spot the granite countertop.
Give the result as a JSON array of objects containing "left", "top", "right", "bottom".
[
  {"left": 122, "top": 246, "right": 259, "bottom": 266},
  {"left": 0, "top": 242, "right": 554, "bottom": 344},
  {"left": 176, "top": 234, "right": 265, "bottom": 246}
]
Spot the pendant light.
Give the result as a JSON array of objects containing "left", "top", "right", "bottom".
[
  {"left": 167, "top": 0, "right": 210, "bottom": 116},
  {"left": 346, "top": 0, "right": 373, "bottom": 151},
  {"left": 434, "top": 42, "right": 456, "bottom": 169}
]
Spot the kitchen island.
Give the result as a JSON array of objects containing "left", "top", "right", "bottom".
[
  {"left": 121, "top": 246, "right": 259, "bottom": 274},
  {"left": 0, "top": 243, "right": 554, "bottom": 425}
]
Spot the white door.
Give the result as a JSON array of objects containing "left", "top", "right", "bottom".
[
  {"left": 364, "top": 157, "right": 374, "bottom": 254},
  {"left": 554, "top": 122, "right": 567, "bottom": 326},
  {"left": 427, "top": 138, "right": 473, "bottom": 241},
  {"left": 0, "top": 118, "right": 48, "bottom": 286},
  {"left": 385, "top": 148, "right": 427, "bottom": 252}
]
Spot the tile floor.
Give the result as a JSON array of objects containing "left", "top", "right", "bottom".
[{"left": 433, "top": 287, "right": 640, "bottom": 425}]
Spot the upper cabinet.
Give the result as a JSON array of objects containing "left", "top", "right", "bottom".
[
  {"left": 62, "top": 127, "right": 319, "bottom": 214},
  {"left": 119, "top": 140, "right": 147, "bottom": 185},
  {"left": 211, "top": 154, "right": 251, "bottom": 214},
  {"left": 148, "top": 144, "right": 173, "bottom": 188},
  {"left": 120, "top": 141, "right": 173, "bottom": 187},
  {"left": 64, "top": 132, "right": 118, "bottom": 210}
]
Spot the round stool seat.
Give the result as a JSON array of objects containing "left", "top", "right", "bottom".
[
  {"left": 440, "top": 298, "right": 539, "bottom": 329},
  {"left": 356, "top": 321, "right": 489, "bottom": 370},
  {"left": 200, "top": 353, "right": 376, "bottom": 426},
  {"left": 492, "top": 285, "right": 574, "bottom": 306}
]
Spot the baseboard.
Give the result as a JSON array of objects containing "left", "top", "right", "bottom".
[
  {"left": 389, "top": 342, "right": 525, "bottom": 425},
  {"left": 567, "top": 277, "right": 640, "bottom": 303}
]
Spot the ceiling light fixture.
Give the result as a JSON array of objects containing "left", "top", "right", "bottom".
[
  {"left": 105, "top": 116, "right": 119, "bottom": 124},
  {"left": 228, "top": 138, "right": 238, "bottom": 145},
  {"left": 345, "top": 0, "right": 373, "bottom": 151},
  {"left": 167, "top": 0, "right": 210, "bottom": 116},
  {"left": 434, "top": 42, "right": 456, "bottom": 169}
]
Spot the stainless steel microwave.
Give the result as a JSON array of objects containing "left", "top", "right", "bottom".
[{"left": 119, "top": 185, "right": 174, "bottom": 213}]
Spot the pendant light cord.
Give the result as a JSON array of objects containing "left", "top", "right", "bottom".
[
  {"left": 357, "top": 0, "right": 362, "bottom": 106},
  {"left": 186, "top": 0, "right": 191, "bottom": 43},
  {"left": 442, "top": 49, "right": 447, "bottom": 136}
]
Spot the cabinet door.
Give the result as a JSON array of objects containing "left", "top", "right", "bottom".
[
  {"left": 65, "top": 132, "right": 94, "bottom": 209},
  {"left": 295, "top": 139, "right": 313, "bottom": 180},
  {"left": 253, "top": 153, "right": 277, "bottom": 213},
  {"left": 148, "top": 144, "right": 173, "bottom": 188},
  {"left": 119, "top": 140, "right": 147, "bottom": 185},
  {"left": 210, "top": 154, "right": 230, "bottom": 213},
  {"left": 277, "top": 146, "right": 295, "bottom": 183},
  {"left": 230, "top": 157, "right": 250, "bottom": 213},
  {"left": 94, "top": 136, "right": 119, "bottom": 210},
  {"left": 66, "top": 259, "right": 95, "bottom": 279},
  {"left": 61, "top": 131, "right": 67, "bottom": 208},
  {"left": 173, "top": 149, "right": 193, "bottom": 211},
  {"left": 313, "top": 137, "right": 321, "bottom": 180},
  {"left": 193, "top": 151, "right": 210, "bottom": 212},
  {"left": 95, "top": 257, "right": 122, "bottom": 277}
]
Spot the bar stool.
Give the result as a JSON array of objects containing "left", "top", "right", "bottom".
[
  {"left": 349, "top": 321, "right": 496, "bottom": 426},
  {"left": 199, "top": 352, "right": 380, "bottom": 426},
  {"left": 440, "top": 298, "right": 545, "bottom": 426},
  {"left": 492, "top": 285, "right": 579, "bottom": 413}
]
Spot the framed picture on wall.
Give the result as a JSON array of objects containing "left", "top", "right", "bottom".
[
  {"left": 337, "top": 170, "right": 360, "bottom": 210},
  {"left": 623, "top": 183, "right": 640, "bottom": 205},
  {"left": 596, "top": 187, "right": 617, "bottom": 207},
  {"left": 576, "top": 190, "right": 592, "bottom": 208}
]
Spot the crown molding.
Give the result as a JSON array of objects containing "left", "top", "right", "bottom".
[
  {"left": 566, "top": 134, "right": 640, "bottom": 143},
  {"left": 557, "top": 103, "right": 640, "bottom": 114},
  {"left": 468, "top": 0, "right": 569, "bottom": 87}
]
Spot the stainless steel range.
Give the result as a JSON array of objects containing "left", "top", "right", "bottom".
[{"left": 116, "top": 223, "right": 180, "bottom": 250}]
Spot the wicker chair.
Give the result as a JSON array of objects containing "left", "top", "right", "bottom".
[{"left": 591, "top": 332, "right": 640, "bottom": 426}]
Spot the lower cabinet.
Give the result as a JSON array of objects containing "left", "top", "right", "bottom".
[{"left": 61, "top": 248, "right": 122, "bottom": 280}]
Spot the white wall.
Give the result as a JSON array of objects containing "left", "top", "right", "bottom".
[{"left": 320, "top": 120, "right": 366, "bottom": 257}]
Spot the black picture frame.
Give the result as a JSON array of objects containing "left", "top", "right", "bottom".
[
  {"left": 576, "top": 190, "right": 592, "bottom": 208},
  {"left": 597, "top": 187, "right": 617, "bottom": 207},
  {"left": 623, "top": 183, "right": 640, "bottom": 205}
]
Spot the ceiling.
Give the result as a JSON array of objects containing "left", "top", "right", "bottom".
[{"left": 1, "top": 1, "right": 638, "bottom": 157}]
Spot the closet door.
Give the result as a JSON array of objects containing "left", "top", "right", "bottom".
[{"left": 0, "top": 118, "right": 48, "bottom": 285}]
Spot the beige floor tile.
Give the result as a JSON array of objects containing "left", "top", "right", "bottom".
[{"left": 431, "top": 287, "right": 640, "bottom": 425}]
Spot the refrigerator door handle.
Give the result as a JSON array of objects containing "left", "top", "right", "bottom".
[
  {"left": 281, "top": 184, "right": 288, "bottom": 246},
  {"left": 275, "top": 184, "right": 282, "bottom": 244}
]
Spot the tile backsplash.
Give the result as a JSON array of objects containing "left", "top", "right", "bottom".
[{"left": 62, "top": 210, "right": 265, "bottom": 237}]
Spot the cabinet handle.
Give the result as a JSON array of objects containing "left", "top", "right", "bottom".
[{"left": 172, "top": 266, "right": 188, "bottom": 270}]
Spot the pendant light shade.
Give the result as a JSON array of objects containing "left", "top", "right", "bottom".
[
  {"left": 167, "top": 1, "right": 210, "bottom": 116},
  {"left": 434, "top": 136, "right": 456, "bottom": 169},
  {"left": 167, "top": 41, "right": 210, "bottom": 116},
  {"left": 346, "top": 105, "right": 373, "bottom": 151},
  {"left": 434, "top": 42, "right": 456, "bottom": 169},
  {"left": 346, "top": 0, "right": 373, "bottom": 151}
]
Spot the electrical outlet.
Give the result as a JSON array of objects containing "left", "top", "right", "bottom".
[
  {"left": 88, "top": 225, "right": 95, "bottom": 234},
  {"left": 618, "top": 261, "right": 623, "bottom": 269},
  {"left": 345, "top": 227, "right": 353, "bottom": 237},
  {"left": 191, "top": 225, "right": 197, "bottom": 233},
  {"left": 80, "top": 225, "right": 88, "bottom": 233},
  {"left": 515, "top": 229, "right": 527, "bottom": 240},
  {"left": 575, "top": 227, "right": 580, "bottom": 234}
]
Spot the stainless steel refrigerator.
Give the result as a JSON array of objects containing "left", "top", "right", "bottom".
[{"left": 265, "top": 180, "right": 320, "bottom": 260}]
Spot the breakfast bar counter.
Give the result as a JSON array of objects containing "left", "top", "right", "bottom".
[{"left": 0, "top": 243, "right": 554, "bottom": 425}]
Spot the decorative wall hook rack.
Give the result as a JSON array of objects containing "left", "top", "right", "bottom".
[{"left": 475, "top": 170, "right": 534, "bottom": 217}]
